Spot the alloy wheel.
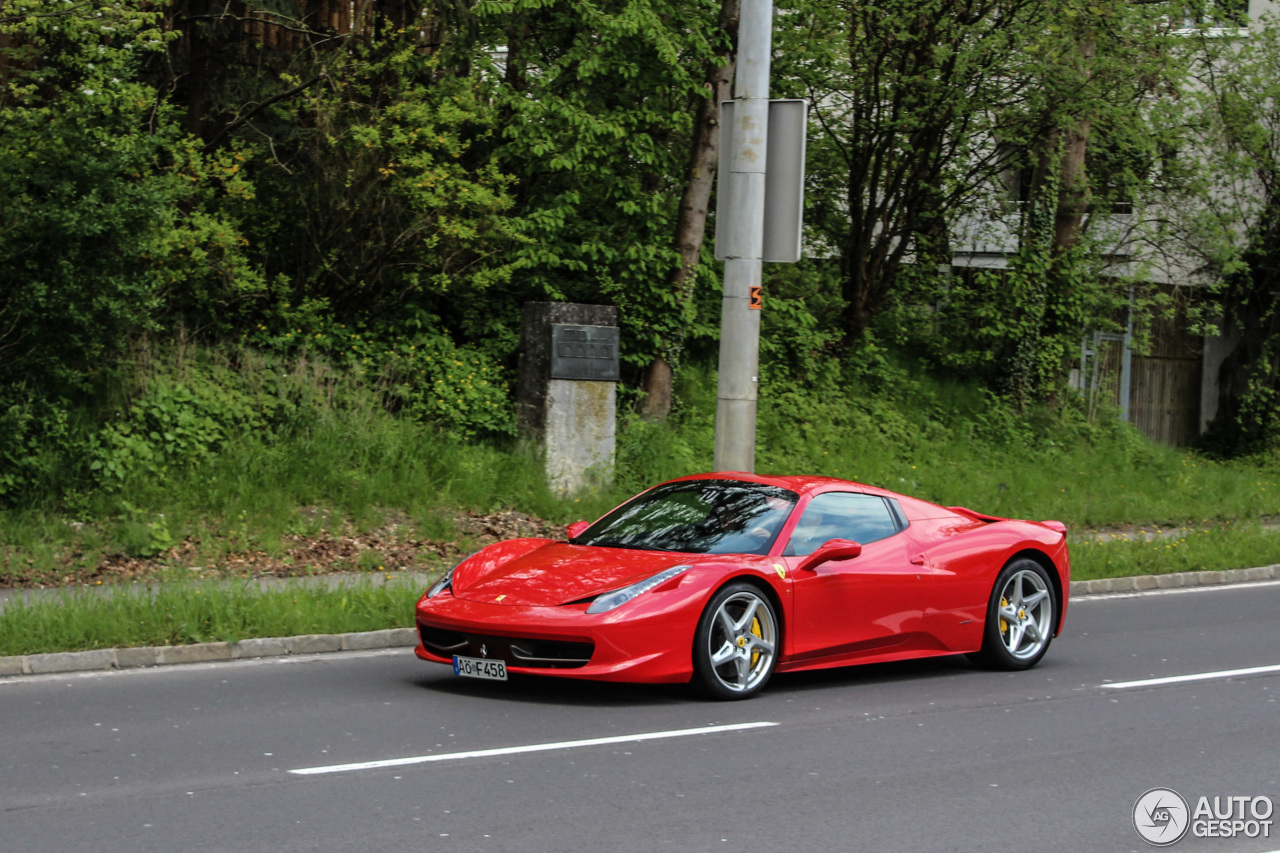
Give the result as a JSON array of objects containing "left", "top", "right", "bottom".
[
  {"left": 705, "top": 590, "right": 777, "bottom": 694},
  {"left": 997, "top": 568, "right": 1052, "bottom": 661}
]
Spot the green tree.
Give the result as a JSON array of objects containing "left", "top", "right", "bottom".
[
  {"left": 772, "top": 0, "right": 1194, "bottom": 407},
  {"left": 774, "top": 0, "right": 1055, "bottom": 342},
  {"left": 477, "top": 0, "right": 728, "bottom": 378},
  {"left": 993, "top": 0, "right": 1187, "bottom": 403},
  {"left": 1169, "top": 16, "right": 1280, "bottom": 454},
  {"left": 0, "top": 0, "right": 253, "bottom": 395}
]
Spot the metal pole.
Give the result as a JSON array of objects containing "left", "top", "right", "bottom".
[
  {"left": 1120, "top": 288, "right": 1134, "bottom": 423},
  {"left": 714, "top": 0, "right": 772, "bottom": 473}
]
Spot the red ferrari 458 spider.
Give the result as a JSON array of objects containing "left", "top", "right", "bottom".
[{"left": 414, "top": 472, "right": 1070, "bottom": 700}]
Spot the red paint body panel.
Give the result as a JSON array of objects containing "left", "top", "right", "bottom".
[
  {"left": 414, "top": 473, "right": 1071, "bottom": 687},
  {"left": 785, "top": 532, "right": 933, "bottom": 664},
  {"left": 417, "top": 559, "right": 785, "bottom": 683}
]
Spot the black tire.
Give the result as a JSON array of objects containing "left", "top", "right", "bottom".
[
  {"left": 967, "top": 558, "right": 1057, "bottom": 671},
  {"left": 692, "top": 582, "right": 779, "bottom": 700}
]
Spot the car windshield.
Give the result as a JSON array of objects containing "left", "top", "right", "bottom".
[{"left": 573, "top": 480, "right": 798, "bottom": 555}]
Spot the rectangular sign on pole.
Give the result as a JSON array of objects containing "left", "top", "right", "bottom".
[{"left": 715, "top": 99, "right": 808, "bottom": 264}]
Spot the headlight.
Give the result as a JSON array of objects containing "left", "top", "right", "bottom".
[
  {"left": 586, "top": 565, "right": 691, "bottom": 614},
  {"left": 426, "top": 565, "right": 457, "bottom": 599}
]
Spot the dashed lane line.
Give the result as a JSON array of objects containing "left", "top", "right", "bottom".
[
  {"left": 1100, "top": 663, "right": 1280, "bottom": 690},
  {"left": 289, "top": 721, "right": 781, "bottom": 776}
]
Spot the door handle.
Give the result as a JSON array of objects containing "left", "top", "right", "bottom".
[{"left": 909, "top": 554, "right": 925, "bottom": 566}]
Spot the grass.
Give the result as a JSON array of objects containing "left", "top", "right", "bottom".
[
  {"left": 0, "top": 349, "right": 582, "bottom": 586},
  {"left": 0, "top": 579, "right": 420, "bottom": 657},
  {"left": 2, "top": 346, "right": 1278, "bottom": 590},
  {"left": 4, "top": 524, "right": 1276, "bottom": 658},
  {"left": 751, "top": 382, "right": 1280, "bottom": 528},
  {"left": 0, "top": 345, "right": 1276, "bottom": 656},
  {"left": 1069, "top": 522, "right": 1280, "bottom": 580}
]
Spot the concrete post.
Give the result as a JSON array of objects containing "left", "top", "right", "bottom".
[
  {"left": 714, "top": 0, "right": 773, "bottom": 473},
  {"left": 516, "top": 303, "right": 618, "bottom": 495}
]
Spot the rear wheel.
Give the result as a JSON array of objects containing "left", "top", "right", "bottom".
[
  {"left": 968, "top": 558, "right": 1056, "bottom": 670},
  {"left": 692, "top": 583, "right": 779, "bottom": 700}
]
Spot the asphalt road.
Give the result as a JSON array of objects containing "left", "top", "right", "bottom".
[{"left": 3, "top": 581, "right": 1279, "bottom": 853}]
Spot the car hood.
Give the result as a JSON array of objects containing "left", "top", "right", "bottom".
[{"left": 452, "top": 539, "right": 724, "bottom": 607}]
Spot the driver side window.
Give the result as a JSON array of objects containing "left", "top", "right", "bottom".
[{"left": 783, "top": 492, "right": 900, "bottom": 556}]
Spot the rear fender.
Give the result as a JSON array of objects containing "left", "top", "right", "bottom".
[{"left": 1007, "top": 548, "right": 1068, "bottom": 637}]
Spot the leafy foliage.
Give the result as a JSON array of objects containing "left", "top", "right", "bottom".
[
  {"left": 1173, "top": 17, "right": 1280, "bottom": 456},
  {"left": 0, "top": 1, "right": 254, "bottom": 395},
  {"left": 3, "top": 0, "right": 1280, "bottom": 519},
  {"left": 476, "top": 0, "right": 725, "bottom": 371}
]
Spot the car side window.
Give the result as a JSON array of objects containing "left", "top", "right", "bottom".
[{"left": 782, "top": 492, "right": 901, "bottom": 557}]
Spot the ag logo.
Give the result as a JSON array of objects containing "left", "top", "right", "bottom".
[{"left": 1134, "top": 788, "right": 1190, "bottom": 846}]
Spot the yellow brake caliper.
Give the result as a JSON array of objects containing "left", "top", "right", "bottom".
[
  {"left": 749, "top": 615, "right": 763, "bottom": 668},
  {"left": 999, "top": 596, "right": 1009, "bottom": 635}
]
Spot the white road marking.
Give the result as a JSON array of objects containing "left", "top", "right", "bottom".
[
  {"left": 1100, "top": 664, "right": 1280, "bottom": 690},
  {"left": 289, "top": 721, "right": 780, "bottom": 776},
  {"left": 1074, "top": 579, "right": 1280, "bottom": 601}
]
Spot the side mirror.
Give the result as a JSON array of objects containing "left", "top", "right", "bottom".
[
  {"left": 797, "top": 538, "right": 862, "bottom": 572},
  {"left": 566, "top": 521, "right": 590, "bottom": 540}
]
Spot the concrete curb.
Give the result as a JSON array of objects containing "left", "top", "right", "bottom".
[
  {"left": 1067, "top": 563, "right": 1280, "bottom": 596},
  {"left": 2, "top": 627, "right": 418, "bottom": 677},
  {"left": 3, "top": 565, "right": 1279, "bottom": 679}
]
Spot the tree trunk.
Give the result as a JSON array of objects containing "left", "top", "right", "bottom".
[
  {"left": 185, "top": 0, "right": 212, "bottom": 140},
  {"left": 638, "top": 0, "right": 740, "bottom": 421},
  {"left": 1023, "top": 33, "right": 1095, "bottom": 256},
  {"left": 504, "top": 15, "right": 529, "bottom": 94},
  {"left": 1026, "top": 42, "right": 1096, "bottom": 260},
  {"left": 1051, "top": 117, "right": 1092, "bottom": 257},
  {"left": 640, "top": 355, "right": 675, "bottom": 419},
  {"left": 839, "top": 244, "right": 874, "bottom": 340}
]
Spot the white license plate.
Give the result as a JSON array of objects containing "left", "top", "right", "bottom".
[{"left": 453, "top": 655, "right": 508, "bottom": 681}]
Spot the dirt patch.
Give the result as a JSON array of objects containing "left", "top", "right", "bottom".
[
  {"left": 453, "top": 509, "right": 561, "bottom": 542},
  {"left": 1, "top": 509, "right": 565, "bottom": 590}
]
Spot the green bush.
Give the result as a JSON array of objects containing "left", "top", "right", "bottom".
[
  {"left": 90, "top": 375, "right": 257, "bottom": 484},
  {"left": 0, "top": 3, "right": 256, "bottom": 398},
  {"left": 0, "top": 392, "right": 84, "bottom": 505},
  {"left": 249, "top": 316, "right": 515, "bottom": 439}
]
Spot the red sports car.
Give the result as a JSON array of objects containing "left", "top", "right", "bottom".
[{"left": 414, "top": 473, "right": 1070, "bottom": 700}]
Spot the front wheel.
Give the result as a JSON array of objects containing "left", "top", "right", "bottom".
[
  {"left": 692, "top": 583, "right": 779, "bottom": 700},
  {"left": 968, "top": 558, "right": 1056, "bottom": 670}
]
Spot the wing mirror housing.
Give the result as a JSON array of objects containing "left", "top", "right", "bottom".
[
  {"left": 566, "top": 520, "right": 590, "bottom": 540},
  {"left": 797, "top": 538, "right": 863, "bottom": 572}
]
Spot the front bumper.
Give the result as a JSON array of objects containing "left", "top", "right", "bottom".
[{"left": 414, "top": 593, "right": 702, "bottom": 684}]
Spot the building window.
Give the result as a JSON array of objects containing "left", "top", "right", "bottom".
[
  {"left": 996, "top": 143, "right": 1034, "bottom": 210},
  {"left": 1180, "top": 0, "right": 1248, "bottom": 31}
]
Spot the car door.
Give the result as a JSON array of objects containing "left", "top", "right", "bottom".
[{"left": 782, "top": 491, "right": 933, "bottom": 663}]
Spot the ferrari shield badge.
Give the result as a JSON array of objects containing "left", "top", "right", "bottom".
[{"left": 774, "top": 564, "right": 786, "bottom": 580}]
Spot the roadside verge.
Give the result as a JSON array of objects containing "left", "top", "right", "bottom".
[{"left": 2, "top": 563, "right": 1277, "bottom": 679}]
